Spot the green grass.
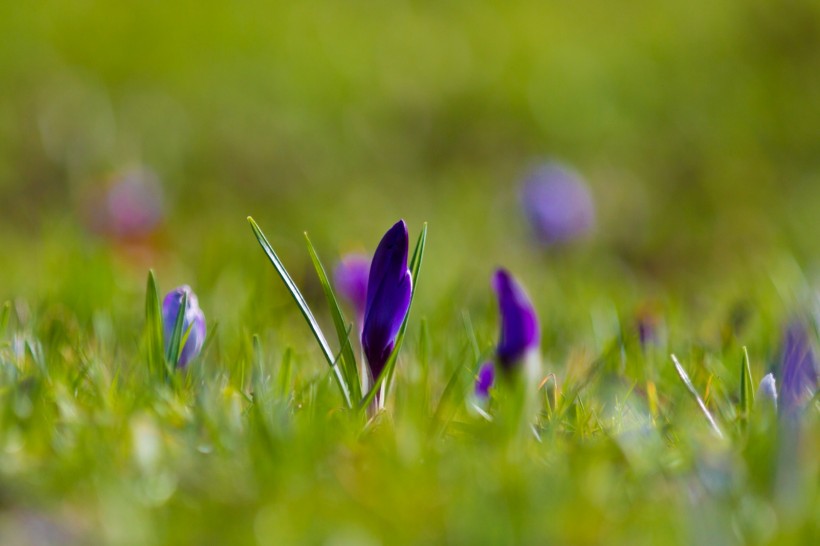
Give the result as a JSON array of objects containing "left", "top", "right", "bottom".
[{"left": 0, "top": 222, "right": 816, "bottom": 545}]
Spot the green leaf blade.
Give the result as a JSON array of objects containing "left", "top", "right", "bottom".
[
  {"left": 304, "top": 233, "right": 362, "bottom": 402},
  {"left": 248, "top": 216, "right": 352, "bottom": 408}
]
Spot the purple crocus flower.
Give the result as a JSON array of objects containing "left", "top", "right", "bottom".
[
  {"left": 520, "top": 162, "right": 595, "bottom": 246},
  {"left": 473, "top": 269, "right": 540, "bottom": 396},
  {"left": 493, "top": 268, "right": 540, "bottom": 370},
  {"left": 779, "top": 322, "right": 818, "bottom": 417},
  {"left": 333, "top": 253, "right": 371, "bottom": 326},
  {"left": 361, "top": 221, "right": 412, "bottom": 381},
  {"left": 475, "top": 362, "right": 495, "bottom": 399},
  {"left": 162, "top": 285, "right": 207, "bottom": 369}
]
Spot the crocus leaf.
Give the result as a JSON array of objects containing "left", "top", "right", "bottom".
[
  {"left": 739, "top": 346, "right": 754, "bottom": 419},
  {"left": 360, "top": 222, "right": 427, "bottom": 411},
  {"left": 144, "top": 270, "right": 170, "bottom": 380},
  {"left": 248, "top": 216, "right": 352, "bottom": 408},
  {"left": 305, "top": 233, "right": 362, "bottom": 402}
]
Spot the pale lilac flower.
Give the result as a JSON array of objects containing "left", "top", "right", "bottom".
[
  {"left": 520, "top": 162, "right": 595, "bottom": 246},
  {"left": 162, "top": 285, "right": 206, "bottom": 369}
]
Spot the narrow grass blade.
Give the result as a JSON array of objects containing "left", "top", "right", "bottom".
[
  {"left": 166, "top": 290, "right": 188, "bottom": 369},
  {"left": 360, "top": 222, "right": 428, "bottom": 410},
  {"left": 144, "top": 270, "right": 169, "bottom": 379},
  {"left": 739, "top": 346, "right": 754, "bottom": 418},
  {"left": 247, "top": 217, "right": 352, "bottom": 408},
  {"left": 461, "top": 310, "right": 480, "bottom": 361},
  {"left": 304, "top": 233, "right": 362, "bottom": 402},
  {"left": 430, "top": 362, "right": 470, "bottom": 438},
  {"left": 671, "top": 354, "right": 724, "bottom": 438},
  {"left": 277, "top": 347, "right": 294, "bottom": 399}
]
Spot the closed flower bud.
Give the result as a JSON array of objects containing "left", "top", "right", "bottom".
[
  {"left": 493, "top": 269, "right": 539, "bottom": 371},
  {"left": 162, "top": 285, "right": 206, "bottom": 369},
  {"left": 361, "top": 221, "right": 412, "bottom": 382}
]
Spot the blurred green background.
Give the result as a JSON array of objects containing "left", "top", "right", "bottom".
[{"left": 0, "top": 0, "right": 818, "bottom": 351}]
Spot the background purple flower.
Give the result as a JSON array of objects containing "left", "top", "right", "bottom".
[
  {"left": 362, "top": 221, "right": 412, "bottom": 381},
  {"left": 493, "top": 268, "right": 539, "bottom": 370},
  {"left": 520, "top": 162, "right": 595, "bottom": 246},
  {"left": 779, "top": 321, "right": 818, "bottom": 417},
  {"left": 162, "top": 285, "right": 207, "bottom": 369},
  {"left": 333, "top": 253, "right": 370, "bottom": 325},
  {"left": 475, "top": 362, "right": 495, "bottom": 399},
  {"left": 87, "top": 167, "right": 165, "bottom": 241}
]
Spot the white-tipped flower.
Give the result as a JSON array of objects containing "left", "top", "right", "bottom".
[{"left": 756, "top": 373, "right": 778, "bottom": 411}]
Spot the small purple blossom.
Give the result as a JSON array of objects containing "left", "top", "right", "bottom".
[
  {"left": 779, "top": 321, "right": 818, "bottom": 417},
  {"left": 475, "top": 362, "right": 495, "bottom": 399},
  {"left": 162, "top": 285, "right": 207, "bottom": 369},
  {"left": 520, "top": 162, "right": 595, "bottom": 246},
  {"left": 333, "top": 253, "right": 371, "bottom": 324},
  {"left": 493, "top": 269, "right": 539, "bottom": 370},
  {"left": 361, "top": 221, "right": 412, "bottom": 381}
]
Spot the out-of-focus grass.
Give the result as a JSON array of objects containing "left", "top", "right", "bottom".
[{"left": 0, "top": 1, "right": 818, "bottom": 544}]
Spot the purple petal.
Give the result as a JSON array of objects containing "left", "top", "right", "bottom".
[
  {"left": 475, "top": 362, "right": 495, "bottom": 399},
  {"left": 520, "top": 162, "right": 594, "bottom": 246},
  {"left": 362, "top": 220, "right": 412, "bottom": 380},
  {"left": 333, "top": 253, "right": 370, "bottom": 322},
  {"left": 493, "top": 269, "right": 539, "bottom": 370},
  {"left": 779, "top": 321, "right": 818, "bottom": 417},
  {"left": 162, "top": 285, "right": 207, "bottom": 369}
]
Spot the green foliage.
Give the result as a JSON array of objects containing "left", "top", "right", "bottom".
[{"left": 248, "top": 216, "right": 352, "bottom": 408}]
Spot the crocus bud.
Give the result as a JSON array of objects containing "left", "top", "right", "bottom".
[
  {"left": 361, "top": 221, "right": 412, "bottom": 381},
  {"left": 162, "top": 285, "right": 206, "bottom": 369},
  {"left": 493, "top": 269, "right": 539, "bottom": 371},
  {"left": 779, "top": 321, "right": 818, "bottom": 418},
  {"left": 520, "top": 162, "right": 595, "bottom": 246},
  {"left": 333, "top": 253, "right": 370, "bottom": 326},
  {"left": 475, "top": 362, "right": 495, "bottom": 399},
  {"left": 756, "top": 373, "right": 778, "bottom": 411}
]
